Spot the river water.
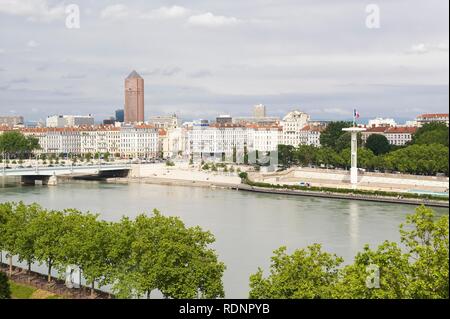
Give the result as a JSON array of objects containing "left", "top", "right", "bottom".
[{"left": 1, "top": 180, "right": 448, "bottom": 298}]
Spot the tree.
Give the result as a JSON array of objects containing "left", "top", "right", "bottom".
[
  {"left": 277, "top": 145, "right": 295, "bottom": 166},
  {"left": 12, "top": 203, "right": 41, "bottom": 273},
  {"left": 0, "top": 272, "right": 11, "bottom": 299},
  {"left": 335, "top": 132, "right": 362, "bottom": 152},
  {"left": 59, "top": 210, "right": 112, "bottom": 295},
  {"left": 336, "top": 206, "right": 448, "bottom": 299},
  {"left": 320, "top": 121, "right": 352, "bottom": 150},
  {"left": 249, "top": 206, "right": 448, "bottom": 299},
  {"left": 412, "top": 122, "right": 449, "bottom": 147},
  {"left": 334, "top": 241, "right": 411, "bottom": 298},
  {"left": 110, "top": 211, "right": 225, "bottom": 299},
  {"left": 365, "top": 134, "right": 390, "bottom": 155},
  {"left": 384, "top": 144, "right": 448, "bottom": 175},
  {"left": 315, "top": 147, "right": 341, "bottom": 167},
  {"left": 0, "top": 203, "right": 14, "bottom": 271},
  {"left": 294, "top": 145, "right": 318, "bottom": 166},
  {"left": 30, "top": 209, "right": 69, "bottom": 282},
  {"left": 249, "top": 244, "right": 343, "bottom": 299},
  {"left": 106, "top": 217, "right": 137, "bottom": 299},
  {"left": 0, "top": 131, "right": 40, "bottom": 158},
  {"left": 399, "top": 206, "right": 449, "bottom": 298}
]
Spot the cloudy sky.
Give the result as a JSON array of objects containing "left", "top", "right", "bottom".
[{"left": 0, "top": 0, "right": 448, "bottom": 123}]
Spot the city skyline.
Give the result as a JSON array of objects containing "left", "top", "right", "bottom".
[{"left": 0, "top": 1, "right": 448, "bottom": 121}]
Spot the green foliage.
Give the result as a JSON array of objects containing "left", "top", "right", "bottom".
[
  {"left": 0, "top": 131, "right": 40, "bottom": 158},
  {"left": 293, "top": 145, "right": 317, "bottom": 166},
  {"left": 335, "top": 132, "right": 362, "bottom": 152},
  {"left": 278, "top": 142, "right": 448, "bottom": 176},
  {"left": 166, "top": 160, "right": 175, "bottom": 167},
  {"left": 366, "top": 134, "right": 391, "bottom": 155},
  {"left": 0, "top": 202, "right": 225, "bottom": 299},
  {"left": 384, "top": 144, "right": 448, "bottom": 175},
  {"left": 108, "top": 211, "right": 225, "bottom": 299},
  {"left": 412, "top": 122, "right": 449, "bottom": 147},
  {"left": 243, "top": 177, "right": 447, "bottom": 201},
  {"left": 320, "top": 121, "right": 353, "bottom": 150},
  {"left": 250, "top": 206, "right": 449, "bottom": 299},
  {"left": 0, "top": 272, "right": 11, "bottom": 299},
  {"left": 239, "top": 172, "right": 248, "bottom": 181},
  {"left": 8, "top": 281, "right": 36, "bottom": 299},
  {"left": 249, "top": 245, "right": 343, "bottom": 299}
]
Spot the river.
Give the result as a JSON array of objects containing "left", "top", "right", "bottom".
[{"left": 1, "top": 180, "right": 448, "bottom": 298}]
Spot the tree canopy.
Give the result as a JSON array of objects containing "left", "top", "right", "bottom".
[
  {"left": 412, "top": 122, "right": 449, "bottom": 147},
  {"left": 365, "top": 134, "right": 391, "bottom": 155},
  {"left": 0, "top": 131, "right": 40, "bottom": 158},
  {"left": 277, "top": 142, "right": 448, "bottom": 176},
  {"left": 249, "top": 206, "right": 449, "bottom": 299},
  {"left": 0, "top": 202, "right": 225, "bottom": 299},
  {"left": 319, "top": 121, "right": 353, "bottom": 150}
]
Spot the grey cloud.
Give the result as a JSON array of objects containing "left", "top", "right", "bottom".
[
  {"left": 141, "top": 67, "right": 182, "bottom": 77},
  {"left": 188, "top": 70, "right": 213, "bottom": 78},
  {"left": 0, "top": 0, "right": 447, "bottom": 121},
  {"left": 10, "top": 78, "right": 30, "bottom": 84},
  {"left": 61, "top": 74, "right": 88, "bottom": 80}
]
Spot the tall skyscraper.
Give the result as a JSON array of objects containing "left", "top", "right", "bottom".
[
  {"left": 253, "top": 104, "right": 266, "bottom": 118},
  {"left": 124, "top": 70, "right": 145, "bottom": 123},
  {"left": 115, "top": 109, "right": 125, "bottom": 123}
]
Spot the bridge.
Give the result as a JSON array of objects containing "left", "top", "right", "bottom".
[{"left": 1, "top": 164, "right": 131, "bottom": 185}]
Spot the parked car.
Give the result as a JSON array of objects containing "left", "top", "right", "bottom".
[{"left": 299, "top": 182, "right": 311, "bottom": 187}]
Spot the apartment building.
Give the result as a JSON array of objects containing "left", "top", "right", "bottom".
[
  {"left": 19, "top": 125, "right": 158, "bottom": 158},
  {"left": 362, "top": 126, "right": 417, "bottom": 146}
]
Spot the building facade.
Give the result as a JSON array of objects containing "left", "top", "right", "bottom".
[
  {"left": 416, "top": 113, "right": 449, "bottom": 126},
  {"left": 362, "top": 126, "right": 417, "bottom": 146},
  {"left": 19, "top": 125, "right": 158, "bottom": 159},
  {"left": 253, "top": 104, "right": 267, "bottom": 118},
  {"left": 148, "top": 114, "right": 179, "bottom": 129},
  {"left": 281, "top": 110, "right": 311, "bottom": 146},
  {"left": 0, "top": 116, "right": 24, "bottom": 128},
  {"left": 46, "top": 115, "right": 95, "bottom": 128},
  {"left": 124, "top": 70, "right": 145, "bottom": 123}
]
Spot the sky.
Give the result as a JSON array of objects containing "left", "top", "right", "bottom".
[{"left": 0, "top": 0, "right": 448, "bottom": 123}]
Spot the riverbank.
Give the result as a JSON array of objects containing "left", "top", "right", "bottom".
[
  {"left": 0, "top": 264, "right": 112, "bottom": 299},
  {"left": 234, "top": 184, "right": 449, "bottom": 208},
  {"left": 106, "top": 175, "right": 449, "bottom": 208}
]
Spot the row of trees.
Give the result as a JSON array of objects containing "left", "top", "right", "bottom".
[
  {"left": 0, "top": 202, "right": 225, "bottom": 299},
  {"left": 278, "top": 143, "right": 449, "bottom": 176},
  {"left": 320, "top": 121, "right": 449, "bottom": 152},
  {"left": 0, "top": 131, "right": 40, "bottom": 159},
  {"left": 249, "top": 206, "right": 449, "bottom": 299}
]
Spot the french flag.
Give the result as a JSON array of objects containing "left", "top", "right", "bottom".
[{"left": 354, "top": 109, "right": 360, "bottom": 119}]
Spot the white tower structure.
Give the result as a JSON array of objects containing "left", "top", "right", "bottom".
[{"left": 342, "top": 127, "right": 366, "bottom": 187}]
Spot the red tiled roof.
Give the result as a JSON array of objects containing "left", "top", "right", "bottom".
[
  {"left": 417, "top": 113, "right": 449, "bottom": 119},
  {"left": 364, "top": 127, "right": 388, "bottom": 133},
  {"left": 385, "top": 127, "right": 417, "bottom": 134}
]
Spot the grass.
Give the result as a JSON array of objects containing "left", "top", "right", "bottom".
[
  {"left": 9, "top": 281, "right": 61, "bottom": 299},
  {"left": 9, "top": 281, "right": 36, "bottom": 299}
]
